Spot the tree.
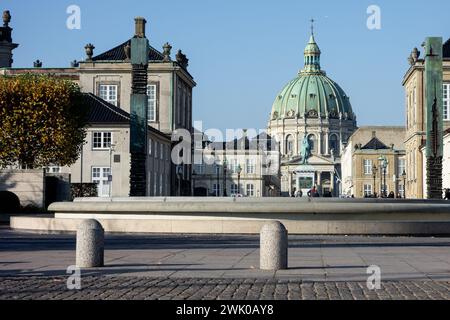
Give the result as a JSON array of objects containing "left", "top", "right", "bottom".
[{"left": 0, "top": 74, "right": 88, "bottom": 168}]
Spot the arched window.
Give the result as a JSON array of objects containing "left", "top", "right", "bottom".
[
  {"left": 307, "top": 134, "right": 316, "bottom": 153},
  {"left": 286, "top": 135, "right": 294, "bottom": 155},
  {"left": 329, "top": 134, "right": 339, "bottom": 155}
]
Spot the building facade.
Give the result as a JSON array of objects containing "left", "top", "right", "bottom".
[
  {"left": 62, "top": 94, "right": 171, "bottom": 198},
  {"left": 267, "top": 29, "right": 357, "bottom": 197},
  {"left": 341, "top": 127, "right": 406, "bottom": 198},
  {"left": 192, "top": 132, "right": 280, "bottom": 197},
  {"left": 1, "top": 13, "right": 191, "bottom": 197},
  {"left": 402, "top": 40, "right": 450, "bottom": 198}
]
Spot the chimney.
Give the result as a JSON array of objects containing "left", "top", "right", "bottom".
[
  {"left": 372, "top": 131, "right": 376, "bottom": 138},
  {"left": 242, "top": 129, "right": 248, "bottom": 150},
  {"left": 0, "top": 10, "right": 19, "bottom": 68},
  {"left": 134, "top": 17, "right": 146, "bottom": 38}
]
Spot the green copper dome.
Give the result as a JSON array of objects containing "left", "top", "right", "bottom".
[{"left": 270, "top": 33, "right": 354, "bottom": 121}]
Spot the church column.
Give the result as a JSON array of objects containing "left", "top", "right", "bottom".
[
  {"left": 295, "top": 132, "right": 299, "bottom": 155},
  {"left": 317, "top": 171, "right": 322, "bottom": 190},
  {"left": 318, "top": 132, "right": 323, "bottom": 156},
  {"left": 325, "top": 132, "right": 330, "bottom": 156},
  {"left": 288, "top": 170, "right": 293, "bottom": 196},
  {"left": 330, "top": 171, "right": 335, "bottom": 195}
]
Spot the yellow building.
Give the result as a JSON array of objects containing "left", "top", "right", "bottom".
[
  {"left": 341, "top": 127, "right": 406, "bottom": 198},
  {"left": 402, "top": 40, "right": 450, "bottom": 198}
]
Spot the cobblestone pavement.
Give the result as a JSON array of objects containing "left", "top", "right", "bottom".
[
  {"left": 2, "top": 228, "right": 450, "bottom": 281},
  {"left": 1, "top": 276, "right": 450, "bottom": 300}
]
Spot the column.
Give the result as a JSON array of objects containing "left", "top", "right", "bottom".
[
  {"left": 316, "top": 171, "right": 322, "bottom": 189},
  {"left": 318, "top": 132, "right": 323, "bottom": 156},
  {"left": 294, "top": 132, "right": 299, "bottom": 155},
  {"left": 288, "top": 171, "right": 292, "bottom": 196},
  {"left": 330, "top": 171, "right": 335, "bottom": 195},
  {"left": 325, "top": 132, "right": 330, "bottom": 156}
]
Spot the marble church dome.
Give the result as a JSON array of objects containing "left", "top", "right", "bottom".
[{"left": 270, "top": 34, "right": 355, "bottom": 121}]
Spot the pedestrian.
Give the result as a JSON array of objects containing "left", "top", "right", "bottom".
[
  {"left": 445, "top": 188, "right": 450, "bottom": 200},
  {"left": 388, "top": 191, "right": 395, "bottom": 198}
]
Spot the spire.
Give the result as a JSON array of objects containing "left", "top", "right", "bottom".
[{"left": 301, "top": 19, "right": 321, "bottom": 74}]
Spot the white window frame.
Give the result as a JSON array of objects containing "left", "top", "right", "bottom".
[
  {"left": 363, "top": 159, "right": 373, "bottom": 175},
  {"left": 147, "top": 84, "right": 157, "bottom": 122},
  {"left": 444, "top": 83, "right": 450, "bottom": 121},
  {"left": 92, "top": 167, "right": 111, "bottom": 198},
  {"left": 213, "top": 184, "right": 220, "bottom": 197},
  {"left": 363, "top": 184, "right": 372, "bottom": 197},
  {"left": 194, "top": 164, "right": 204, "bottom": 174},
  {"left": 99, "top": 84, "right": 118, "bottom": 106},
  {"left": 93, "top": 132, "right": 112, "bottom": 150},
  {"left": 246, "top": 158, "right": 256, "bottom": 174},
  {"left": 230, "top": 159, "right": 239, "bottom": 174},
  {"left": 246, "top": 184, "right": 255, "bottom": 197}
]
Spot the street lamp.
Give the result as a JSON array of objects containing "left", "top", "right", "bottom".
[
  {"left": 372, "top": 164, "right": 378, "bottom": 198},
  {"left": 378, "top": 155, "right": 388, "bottom": 198},
  {"left": 237, "top": 164, "right": 242, "bottom": 196},
  {"left": 223, "top": 158, "right": 228, "bottom": 197},
  {"left": 109, "top": 143, "right": 116, "bottom": 198},
  {"left": 215, "top": 161, "right": 220, "bottom": 197},
  {"left": 401, "top": 169, "right": 407, "bottom": 199},
  {"left": 192, "top": 171, "right": 197, "bottom": 197}
]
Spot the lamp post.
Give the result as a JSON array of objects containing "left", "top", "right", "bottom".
[
  {"left": 223, "top": 158, "right": 228, "bottom": 197},
  {"left": 402, "top": 170, "right": 407, "bottom": 199},
  {"left": 372, "top": 164, "right": 377, "bottom": 198},
  {"left": 237, "top": 164, "right": 242, "bottom": 196},
  {"left": 215, "top": 162, "right": 220, "bottom": 197},
  {"left": 192, "top": 172, "right": 197, "bottom": 197},
  {"left": 177, "top": 165, "right": 183, "bottom": 197},
  {"left": 378, "top": 155, "right": 388, "bottom": 198},
  {"left": 109, "top": 143, "right": 116, "bottom": 198}
]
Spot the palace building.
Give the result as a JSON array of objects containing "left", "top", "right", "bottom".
[
  {"left": 267, "top": 28, "right": 357, "bottom": 197},
  {"left": 402, "top": 40, "right": 450, "bottom": 198},
  {"left": 1, "top": 12, "right": 195, "bottom": 199}
]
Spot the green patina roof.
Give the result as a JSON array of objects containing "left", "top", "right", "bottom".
[{"left": 270, "top": 32, "right": 354, "bottom": 121}]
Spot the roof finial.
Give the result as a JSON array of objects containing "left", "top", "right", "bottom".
[{"left": 310, "top": 18, "right": 315, "bottom": 36}]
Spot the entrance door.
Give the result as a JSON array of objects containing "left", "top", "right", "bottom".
[{"left": 92, "top": 167, "right": 111, "bottom": 197}]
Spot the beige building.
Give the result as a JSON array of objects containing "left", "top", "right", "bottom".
[
  {"left": 1, "top": 14, "right": 193, "bottom": 197},
  {"left": 192, "top": 132, "right": 280, "bottom": 197},
  {"left": 62, "top": 94, "right": 171, "bottom": 197},
  {"left": 341, "top": 127, "right": 406, "bottom": 198},
  {"left": 402, "top": 40, "right": 450, "bottom": 198}
]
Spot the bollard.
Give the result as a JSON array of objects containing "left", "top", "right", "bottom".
[
  {"left": 260, "top": 220, "right": 288, "bottom": 270},
  {"left": 76, "top": 219, "right": 104, "bottom": 268}
]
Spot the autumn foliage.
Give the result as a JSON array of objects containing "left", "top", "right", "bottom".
[{"left": 0, "top": 74, "right": 88, "bottom": 168}]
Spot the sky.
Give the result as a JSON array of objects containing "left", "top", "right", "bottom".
[{"left": 2, "top": 0, "right": 450, "bottom": 134}]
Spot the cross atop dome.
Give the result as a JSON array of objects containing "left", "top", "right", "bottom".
[{"left": 303, "top": 20, "right": 321, "bottom": 74}]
